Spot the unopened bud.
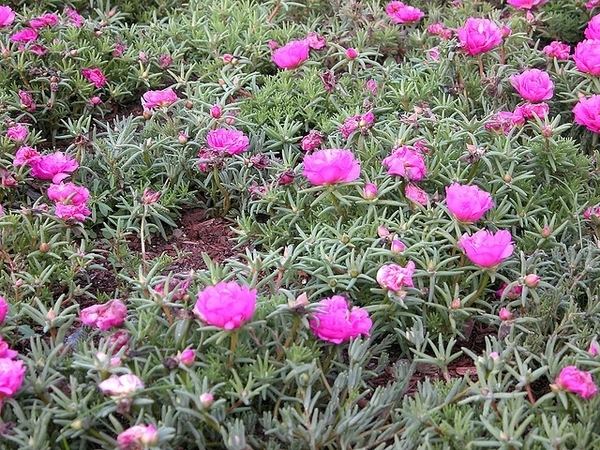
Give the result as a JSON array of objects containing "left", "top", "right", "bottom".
[
  {"left": 450, "top": 298, "right": 461, "bottom": 309},
  {"left": 524, "top": 274, "right": 540, "bottom": 288},
  {"left": 39, "top": 242, "right": 50, "bottom": 253},
  {"left": 200, "top": 392, "right": 214, "bottom": 408}
]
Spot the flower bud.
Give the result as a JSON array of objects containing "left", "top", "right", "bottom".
[
  {"left": 391, "top": 238, "right": 406, "bottom": 254},
  {"left": 289, "top": 292, "right": 309, "bottom": 309},
  {"left": 450, "top": 298, "right": 461, "bottom": 309},
  {"left": 143, "top": 110, "right": 153, "bottom": 120},
  {"left": 225, "top": 116, "right": 235, "bottom": 125},
  {"left": 503, "top": 174, "right": 512, "bottom": 183},
  {"left": 489, "top": 351, "right": 499, "bottom": 360},
  {"left": 499, "top": 307, "right": 512, "bottom": 321},
  {"left": 377, "top": 226, "right": 390, "bottom": 239},
  {"left": 362, "top": 182, "right": 378, "bottom": 200},
  {"left": 178, "top": 348, "right": 196, "bottom": 366},
  {"left": 199, "top": 392, "right": 214, "bottom": 408},
  {"left": 589, "top": 340, "right": 600, "bottom": 357},
  {"left": 541, "top": 125, "right": 553, "bottom": 138},
  {"left": 524, "top": 274, "right": 540, "bottom": 288},
  {"left": 210, "top": 104, "right": 222, "bottom": 119},
  {"left": 39, "top": 242, "right": 50, "bottom": 253},
  {"left": 541, "top": 225, "right": 552, "bottom": 238},
  {"left": 345, "top": 47, "right": 359, "bottom": 59},
  {"left": 185, "top": 100, "right": 193, "bottom": 109},
  {"left": 178, "top": 131, "right": 188, "bottom": 144}
]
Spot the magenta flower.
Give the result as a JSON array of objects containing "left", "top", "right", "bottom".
[
  {"left": 80, "top": 299, "right": 127, "bottom": 331},
  {"left": 457, "top": 18, "right": 503, "bottom": 56},
  {"left": 82, "top": 68, "right": 107, "bottom": 88},
  {"left": 498, "top": 307, "right": 513, "bottom": 321},
  {"left": 206, "top": 128, "right": 250, "bottom": 155},
  {"left": 99, "top": 374, "right": 143, "bottom": 399},
  {"left": 54, "top": 204, "right": 90, "bottom": 222},
  {"left": 507, "top": 0, "right": 547, "bottom": 9},
  {"left": 0, "top": 337, "right": 16, "bottom": 359},
  {"left": 513, "top": 102, "right": 549, "bottom": 122},
  {"left": 445, "top": 183, "right": 494, "bottom": 223},
  {"left": 543, "top": 41, "right": 571, "bottom": 60},
  {"left": 584, "top": 204, "right": 600, "bottom": 220},
  {"left": 405, "top": 184, "right": 429, "bottom": 205},
  {"left": 458, "top": 229, "right": 514, "bottom": 268},
  {"left": 272, "top": 39, "right": 310, "bottom": 70},
  {"left": 345, "top": 47, "right": 359, "bottom": 59},
  {"left": 574, "top": 39, "right": 600, "bottom": 75},
  {"left": 574, "top": 95, "right": 600, "bottom": 133},
  {"left": 0, "top": 357, "right": 26, "bottom": 402},
  {"left": 510, "top": 69, "right": 554, "bottom": 102},
  {"left": 65, "top": 7, "right": 84, "bottom": 27},
  {"left": 0, "top": 296, "right": 7, "bottom": 324},
  {"left": 391, "top": 238, "right": 407, "bottom": 253},
  {"left": 385, "top": 1, "right": 424, "bottom": 24},
  {"left": 6, "top": 124, "right": 28, "bottom": 142},
  {"left": 210, "top": 104, "right": 222, "bottom": 119},
  {"left": 309, "top": 296, "right": 372, "bottom": 344},
  {"left": 300, "top": 130, "right": 324, "bottom": 152},
  {"left": 554, "top": 366, "right": 598, "bottom": 399},
  {"left": 382, "top": 146, "right": 427, "bottom": 181},
  {"left": 47, "top": 182, "right": 90, "bottom": 206},
  {"left": 0, "top": 6, "right": 15, "bottom": 28},
  {"left": 10, "top": 27, "right": 38, "bottom": 43},
  {"left": 117, "top": 424, "right": 159, "bottom": 450},
  {"left": 29, "top": 13, "right": 59, "bottom": 29},
  {"left": 427, "top": 22, "right": 453, "bottom": 39},
  {"left": 28, "top": 151, "right": 79, "bottom": 183},
  {"left": 178, "top": 348, "right": 196, "bottom": 366},
  {"left": 302, "top": 148, "right": 361, "bottom": 185},
  {"left": 194, "top": 281, "right": 257, "bottom": 330},
  {"left": 18, "top": 90, "right": 36, "bottom": 112},
  {"left": 586, "top": 15, "right": 600, "bottom": 39},
  {"left": 13, "top": 146, "right": 40, "bottom": 166},
  {"left": 141, "top": 88, "right": 178, "bottom": 110},
  {"left": 376, "top": 261, "right": 416, "bottom": 292}
]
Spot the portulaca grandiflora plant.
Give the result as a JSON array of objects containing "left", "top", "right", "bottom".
[{"left": 1, "top": 0, "right": 600, "bottom": 448}]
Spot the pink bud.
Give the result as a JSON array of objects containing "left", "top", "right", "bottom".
[
  {"left": 450, "top": 298, "right": 461, "bottom": 309},
  {"left": 210, "top": 104, "right": 222, "bottom": 119},
  {"left": 345, "top": 47, "right": 359, "bottom": 59},
  {"left": 89, "top": 96, "right": 102, "bottom": 106},
  {"left": 277, "top": 171, "right": 295, "bottom": 186},
  {"left": 391, "top": 238, "right": 406, "bottom": 254},
  {"left": 178, "top": 131, "right": 188, "bottom": 144},
  {"left": 362, "top": 182, "right": 378, "bottom": 200},
  {"left": 541, "top": 226, "right": 552, "bottom": 238},
  {"left": 524, "top": 274, "right": 540, "bottom": 288},
  {"left": 0, "top": 296, "right": 8, "bottom": 324},
  {"left": 200, "top": 392, "right": 214, "bottom": 408},
  {"left": 225, "top": 116, "right": 235, "bottom": 125},
  {"left": 222, "top": 53, "right": 234, "bottom": 63},
  {"left": 142, "top": 188, "right": 161, "bottom": 205},
  {"left": 489, "top": 351, "right": 499, "bottom": 360},
  {"left": 267, "top": 40, "right": 280, "bottom": 51},
  {"left": 499, "top": 307, "right": 512, "bottom": 321},
  {"left": 377, "top": 226, "right": 390, "bottom": 239},
  {"left": 179, "top": 348, "right": 196, "bottom": 366},
  {"left": 589, "top": 340, "right": 600, "bottom": 357}
]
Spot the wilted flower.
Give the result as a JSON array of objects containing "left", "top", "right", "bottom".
[
  {"left": 365, "top": 79, "right": 378, "bottom": 95},
  {"left": 457, "top": 18, "right": 503, "bottom": 56},
  {"left": 159, "top": 53, "right": 173, "bottom": 69},
  {"left": 376, "top": 262, "right": 416, "bottom": 293},
  {"left": 543, "top": 41, "right": 570, "bottom": 60},
  {"left": 99, "top": 374, "right": 144, "bottom": 398},
  {"left": 18, "top": 90, "right": 36, "bottom": 112},
  {"left": 303, "top": 148, "right": 361, "bottom": 185},
  {"left": 574, "top": 39, "right": 600, "bottom": 75},
  {"left": 574, "top": 95, "right": 600, "bottom": 133},
  {"left": 29, "top": 151, "right": 79, "bottom": 183},
  {"left": 117, "top": 424, "right": 159, "bottom": 450},
  {"left": 141, "top": 188, "right": 161, "bottom": 205},
  {"left": 485, "top": 110, "right": 521, "bottom": 134},
  {"left": 277, "top": 170, "right": 295, "bottom": 186},
  {"left": 382, "top": 146, "right": 427, "bottom": 181},
  {"left": 385, "top": 1, "right": 425, "bottom": 24},
  {"left": 320, "top": 69, "right": 337, "bottom": 93},
  {"left": 194, "top": 281, "right": 257, "bottom": 330},
  {"left": 427, "top": 47, "right": 440, "bottom": 61},
  {"left": 340, "top": 111, "right": 375, "bottom": 139},
  {"left": 554, "top": 366, "right": 598, "bottom": 399},
  {"left": 0, "top": 6, "right": 15, "bottom": 27},
  {"left": 405, "top": 184, "right": 429, "bottom": 206},
  {"left": 272, "top": 39, "right": 310, "bottom": 70},
  {"left": 427, "top": 22, "right": 453, "bottom": 39},
  {"left": 391, "top": 238, "right": 407, "bottom": 253},
  {"left": 510, "top": 69, "right": 554, "bottom": 102},
  {"left": 6, "top": 124, "right": 28, "bottom": 142},
  {"left": 141, "top": 88, "right": 178, "bottom": 110},
  {"left": 300, "top": 130, "right": 323, "bottom": 152},
  {"left": 309, "top": 296, "right": 372, "bottom": 344},
  {"left": 80, "top": 299, "right": 127, "bottom": 331},
  {"left": 584, "top": 204, "right": 600, "bottom": 220},
  {"left": 81, "top": 68, "right": 107, "bottom": 88},
  {"left": 458, "top": 229, "right": 514, "bottom": 268},
  {"left": 113, "top": 42, "right": 127, "bottom": 58},
  {"left": 206, "top": 128, "right": 250, "bottom": 155},
  {"left": 65, "top": 7, "right": 84, "bottom": 27},
  {"left": 0, "top": 357, "right": 26, "bottom": 402},
  {"left": 445, "top": 183, "right": 494, "bottom": 222}
]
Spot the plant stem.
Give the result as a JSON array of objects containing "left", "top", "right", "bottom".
[
  {"left": 212, "top": 167, "right": 230, "bottom": 216},
  {"left": 228, "top": 329, "right": 239, "bottom": 369},
  {"left": 464, "top": 271, "right": 490, "bottom": 307}
]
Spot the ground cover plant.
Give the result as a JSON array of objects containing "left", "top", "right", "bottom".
[{"left": 1, "top": 0, "right": 600, "bottom": 448}]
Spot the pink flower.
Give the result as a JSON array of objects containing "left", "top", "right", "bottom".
[
  {"left": 29, "top": 152, "right": 79, "bottom": 183},
  {"left": 301, "top": 130, "right": 323, "bottom": 152},
  {"left": 303, "top": 148, "right": 361, "bottom": 186},
  {"left": 10, "top": 28, "right": 38, "bottom": 43},
  {"left": 513, "top": 102, "right": 549, "bottom": 121},
  {"left": 141, "top": 88, "right": 178, "bottom": 110},
  {"left": 340, "top": 111, "right": 375, "bottom": 139},
  {"left": 80, "top": 299, "right": 127, "bottom": 331},
  {"left": 99, "top": 374, "right": 143, "bottom": 398},
  {"left": 206, "top": 128, "right": 250, "bottom": 155},
  {"left": 345, "top": 47, "right": 359, "bottom": 59},
  {"left": 47, "top": 182, "right": 90, "bottom": 206},
  {"left": 65, "top": 7, "right": 84, "bottom": 27},
  {"left": 117, "top": 424, "right": 159, "bottom": 450},
  {"left": 89, "top": 96, "right": 102, "bottom": 106},
  {"left": 81, "top": 68, "right": 107, "bottom": 88},
  {"left": 445, "top": 183, "right": 494, "bottom": 222},
  {"left": 309, "top": 296, "right": 372, "bottom": 344},
  {"left": 485, "top": 111, "right": 521, "bottom": 134},
  {"left": 113, "top": 42, "right": 126, "bottom": 58},
  {"left": 574, "top": 39, "right": 600, "bottom": 75},
  {"left": 457, "top": 18, "right": 503, "bottom": 56},
  {"left": 0, "top": 337, "right": 16, "bottom": 359},
  {"left": 543, "top": 41, "right": 571, "bottom": 60},
  {"left": 588, "top": 0, "right": 600, "bottom": 9},
  {"left": 382, "top": 146, "right": 427, "bottom": 181},
  {"left": 141, "top": 188, "right": 161, "bottom": 205},
  {"left": 498, "top": 307, "right": 513, "bottom": 321},
  {"left": 18, "top": 90, "right": 36, "bottom": 112},
  {"left": 363, "top": 182, "right": 378, "bottom": 200},
  {"left": 458, "top": 229, "right": 514, "bottom": 268},
  {"left": 200, "top": 392, "right": 214, "bottom": 407},
  {"left": 495, "top": 283, "right": 523, "bottom": 299},
  {"left": 178, "top": 348, "right": 195, "bottom": 366},
  {"left": 0, "top": 296, "right": 7, "bottom": 324},
  {"left": 574, "top": 95, "right": 600, "bottom": 133},
  {"left": 405, "top": 184, "right": 429, "bottom": 205},
  {"left": 29, "top": 13, "right": 59, "bottom": 29},
  {"left": 586, "top": 15, "right": 600, "bottom": 39},
  {"left": 427, "top": 22, "right": 453, "bottom": 39},
  {"left": 6, "top": 124, "right": 28, "bottom": 142},
  {"left": 376, "top": 261, "right": 416, "bottom": 292},
  {"left": 272, "top": 39, "right": 310, "bottom": 70},
  {"left": 510, "top": 69, "right": 553, "bottom": 102},
  {"left": 159, "top": 53, "right": 173, "bottom": 69},
  {"left": 0, "top": 6, "right": 15, "bottom": 27},
  {"left": 555, "top": 366, "right": 598, "bottom": 399},
  {"left": 584, "top": 204, "right": 600, "bottom": 220},
  {"left": 507, "top": 0, "right": 547, "bottom": 9},
  {"left": 305, "top": 32, "right": 326, "bottom": 50},
  {"left": 391, "top": 238, "right": 406, "bottom": 253},
  {"left": 210, "top": 104, "right": 222, "bottom": 119},
  {"left": 589, "top": 340, "right": 600, "bottom": 357},
  {"left": 54, "top": 204, "right": 91, "bottom": 222},
  {"left": 277, "top": 170, "right": 295, "bottom": 186},
  {"left": 194, "top": 281, "right": 257, "bottom": 330},
  {"left": 0, "top": 357, "right": 26, "bottom": 401},
  {"left": 365, "top": 79, "right": 378, "bottom": 95},
  {"left": 385, "top": 1, "right": 424, "bottom": 24},
  {"left": 13, "top": 146, "right": 40, "bottom": 166}
]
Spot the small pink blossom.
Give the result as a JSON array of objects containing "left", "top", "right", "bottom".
[
  {"left": 113, "top": 42, "right": 127, "bottom": 58},
  {"left": 117, "top": 424, "right": 159, "bottom": 450},
  {"left": 18, "top": 90, "right": 36, "bottom": 112},
  {"left": 29, "top": 13, "right": 59, "bottom": 29},
  {"left": 485, "top": 111, "right": 521, "bottom": 134},
  {"left": 0, "top": 296, "right": 7, "bottom": 324},
  {"left": 141, "top": 88, "right": 178, "bottom": 110},
  {"left": 513, "top": 102, "right": 549, "bottom": 121},
  {"left": 405, "top": 184, "right": 429, "bottom": 205},
  {"left": 210, "top": 104, "right": 222, "bottom": 119},
  {"left": 300, "top": 130, "right": 323, "bottom": 152},
  {"left": 376, "top": 261, "right": 416, "bottom": 293},
  {"left": 309, "top": 296, "right": 372, "bottom": 344},
  {"left": 303, "top": 148, "right": 361, "bottom": 186},
  {"left": 99, "top": 374, "right": 143, "bottom": 398},
  {"left": 554, "top": 366, "right": 598, "bottom": 399},
  {"left": 499, "top": 307, "right": 513, "bottom": 321},
  {"left": 586, "top": 15, "right": 600, "bottom": 39},
  {"left": 495, "top": 283, "right": 523, "bottom": 300},
  {"left": 194, "top": 281, "right": 257, "bottom": 330},
  {"left": 345, "top": 47, "right": 359, "bottom": 59},
  {"left": 584, "top": 204, "right": 600, "bottom": 220},
  {"left": 365, "top": 79, "right": 378, "bottom": 95},
  {"left": 0, "top": 6, "right": 15, "bottom": 28},
  {"left": 427, "top": 22, "right": 453, "bottom": 39},
  {"left": 206, "top": 128, "right": 250, "bottom": 155},
  {"left": 80, "top": 299, "right": 127, "bottom": 331},
  {"left": 362, "top": 182, "right": 378, "bottom": 200},
  {"left": 0, "top": 357, "right": 26, "bottom": 401},
  {"left": 65, "top": 7, "right": 84, "bottom": 27},
  {"left": 524, "top": 274, "right": 540, "bottom": 288},
  {"left": 458, "top": 229, "right": 514, "bottom": 268},
  {"left": 6, "top": 124, "right": 28, "bottom": 142},
  {"left": 391, "top": 238, "right": 406, "bottom": 253},
  {"left": 141, "top": 188, "right": 161, "bottom": 205},
  {"left": 305, "top": 32, "right": 326, "bottom": 50},
  {"left": 159, "top": 53, "right": 172, "bottom": 69},
  {"left": 543, "top": 41, "right": 571, "bottom": 60},
  {"left": 178, "top": 348, "right": 195, "bottom": 366},
  {"left": 200, "top": 392, "right": 214, "bottom": 407},
  {"left": 382, "top": 145, "right": 427, "bottom": 181},
  {"left": 340, "top": 111, "right": 375, "bottom": 139},
  {"left": 445, "top": 183, "right": 494, "bottom": 222},
  {"left": 385, "top": 1, "right": 424, "bottom": 24},
  {"left": 82, "top": 68, "right": 107, "bottom": 88},
  {"left": 272, "top": 39, "right": 310, "bottom": 70}
]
